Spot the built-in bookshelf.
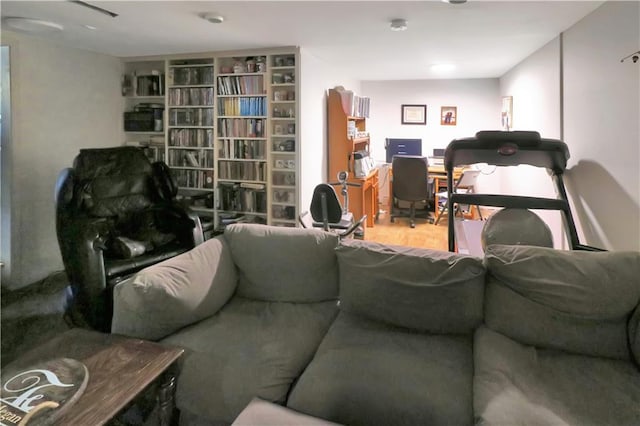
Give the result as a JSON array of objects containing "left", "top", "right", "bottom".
[
  {"left": 122, "top": 60, "right": 166, "bottom": 156},
  {"left": 166, "top": 57, "right": 216, "bottom": 232},
  {"left": 215, "top": 55, "right": 268, "bottom": 230},
  {"left": 270, "top": 53, "right": 298, "bottom": 227},
  {"left": 121, "top": 48, "right": 299, "bottom": 236}
]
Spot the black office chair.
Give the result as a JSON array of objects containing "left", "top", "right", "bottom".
[
  {"left": 299, "top": 173, "right": 366, "bottom": 239},
  {"left": 55, "top": 146, "right": 204, "bottom": 331},
  {"left": 390, "top": 155, "right": 434, "bottom": 228}
]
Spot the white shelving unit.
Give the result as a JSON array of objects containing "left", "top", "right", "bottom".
[
  {"left": 269, "top": 53, "right": 298, "bottom": 227},
  {"left": 166, "top": 57, "right": 216, "bottom": 234},
  {"left": 122, "top": 60, "right": 166, "bottom": 162},
  {"left": 122, "top": 48, "right": 300, "bottom": 237}
]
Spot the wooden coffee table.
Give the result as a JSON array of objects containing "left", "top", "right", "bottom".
[{"left": 1, "top": 328, "right": 183, "bottom": 425}]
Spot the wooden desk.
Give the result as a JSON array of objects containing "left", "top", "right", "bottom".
[
  {"left": 387, "top": 165, "right": 464, "bottom": 212},
  {"left": 344, "top": 168, "right": 378, "bottom": 228}
]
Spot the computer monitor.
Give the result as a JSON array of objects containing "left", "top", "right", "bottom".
[
  {"left": 385, "top": 138, "right": 422, "bottom": 163},
  {"left": 432, "top": 148, "right": 445, "bottom": 158}
]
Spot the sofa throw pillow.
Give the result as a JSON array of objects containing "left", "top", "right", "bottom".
[
  {"left": 336, "top": 239, "right": 485, "bottom": 333},
  {"left": 111, "top": 236, "right": 238, "bottom": 340},
  {"left": 484, "top": 244, "right": 640, "bottom": 359},
  {"left": 225, "top": 224, "right": 340, "bottom": 303}
]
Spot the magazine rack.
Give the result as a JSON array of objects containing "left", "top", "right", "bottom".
[{"left": 444, "top": 131, "right": 602, "bottom": 252}]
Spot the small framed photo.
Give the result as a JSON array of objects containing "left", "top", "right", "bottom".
[
  {"left": 440, "top": 106, "right": 457, "bottom": 126},
  {"left": 501, "top": 96, "right": 513, "bottom": 131},
  {"left": 401, "top": 104, "right": 426, "bottom": 125}
]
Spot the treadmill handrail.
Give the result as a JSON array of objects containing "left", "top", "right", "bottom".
[
  {"left": 450, "top": 193, "right": 571, "bottom": 211},
  {"left": 444, "top": 130, "right": 570, "bottom": 174}
]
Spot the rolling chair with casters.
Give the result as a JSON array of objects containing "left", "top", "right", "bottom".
[
  {"left": 299, "top": 171, "right": 367, "bottom": 239},
  {"left": 434, "top": 169, "right": 483, "bottom": 225},
  {"left": 390, "top": 155, "right": 435, "bottom": 228}
]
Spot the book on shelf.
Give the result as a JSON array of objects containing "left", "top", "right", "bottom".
[
  {"left": 240, "top": 182, "right": 265, "bottom": 190},
  {"left": 333, "top": 86, "right": 370, "bottom": 118},
  {"left": 185, "top": 152, "right": 200, "bottom": 168}
]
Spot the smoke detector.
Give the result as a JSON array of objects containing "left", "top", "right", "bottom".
[
  {"left": 390, "top": 19, "right": 407, "bottom": 32},
  {"left": 202, "top": 13, "right": 225, "bottom": 24}
]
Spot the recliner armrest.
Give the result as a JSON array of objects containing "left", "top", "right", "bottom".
[
  {"left": 149, "top": 203, "right": 204, "bottom": 246},
  {"left": 57, "top": 215, "right": 113, "bottom": 330}
]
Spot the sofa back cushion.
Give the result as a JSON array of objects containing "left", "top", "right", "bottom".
[
  {"left": 336, "top": 239, "right": 485, "bottom": 333},
  {"left": 225, "top": 224, "right": 340, "bottom": 302},
  {"left": 484, "top": 244, "right": 640, "bottom": 360}
]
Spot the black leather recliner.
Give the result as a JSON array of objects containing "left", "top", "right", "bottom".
[{"left": 55, "top": 146, "right": 204, "bottom": 331}]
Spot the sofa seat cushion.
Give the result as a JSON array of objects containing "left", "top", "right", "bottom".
[
  {"left": 336, "top": 239, "right": 485, "bottom": 333},
  {"left": 162, "top": 296, "right": 339, "bottom": 424},
  {"left": 474, "top": 326, "right": 640, "bottom": 425},
  {"left": 484, "top": 244, "right": 640, "bottom": 360},
  {"left": 224, "top": 224, "right": 340, "bottom": 303},
  {"left": 287, "top": 311, "right": 474, "bottom": 426}
]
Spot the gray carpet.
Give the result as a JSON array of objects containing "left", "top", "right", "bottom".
[{"left": 1, "top": 270, "right": 73, "bottom": 366}]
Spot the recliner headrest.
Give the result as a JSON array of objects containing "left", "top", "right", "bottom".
[{"left": 73, "top": 147, "right": 154, "bottom": 217}]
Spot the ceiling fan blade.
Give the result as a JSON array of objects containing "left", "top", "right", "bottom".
[{"left": 68, "top": 1, "right": 118, "bottom": 18}]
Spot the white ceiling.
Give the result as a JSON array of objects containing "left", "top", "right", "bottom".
[{"left": 1, "top": 1, "right": 604, "bottom": 80}]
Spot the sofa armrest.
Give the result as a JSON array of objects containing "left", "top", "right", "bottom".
[{"left": 111, "top": 235, "right": 237, "bottom": 340}]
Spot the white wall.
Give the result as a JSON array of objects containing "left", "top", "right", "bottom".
[
  {"left": 562, "top": 1, "right": 639, "bottom": 251},
  {"left": 499, "top": 37, "right": 565, "bottom": 248},
  {"left": 1, "top": 30, "right": 124, "bottom": 289},
  {"left": 299, "top": 48, "right": 360, "bottom": 211},
  {"left": 361, "top": 79, "right": 500, "bottom": 163},
  {"left": 498, "top": 1, "right": 639, "bottom": 251}
]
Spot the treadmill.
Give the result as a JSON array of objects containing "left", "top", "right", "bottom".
[{"left": 444, "top": 130, "right": 602, "bottom": 252}]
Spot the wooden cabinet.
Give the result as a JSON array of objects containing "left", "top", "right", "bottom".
[{"left": 327, "top": 87, "right": 377, "bottom": 227}]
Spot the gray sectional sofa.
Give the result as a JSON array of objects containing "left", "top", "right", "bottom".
[{"left": 111, "top": 224, "right": 640, "bottom": 425}]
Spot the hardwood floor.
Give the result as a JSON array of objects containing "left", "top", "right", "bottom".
[{"left": 363, "top": 209, "right": 450, "bottom": 251}]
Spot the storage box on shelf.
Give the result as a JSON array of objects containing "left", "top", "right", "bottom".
[
  {"left": 270, "top": 53, "right": 298, "bottom": 227},
  {"left": 215, "top": 55, "right": 269, "bottom": 231},
  {"left": 166, "top": 57, "right": 216, "bottom": 230}
]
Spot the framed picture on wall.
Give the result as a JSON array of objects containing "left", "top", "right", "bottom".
[
  {"left": 440, "top": 106, "right": 457, "bottom": 126},
  {"left": 401, "top": 104, "right": 427, "bottom": 125},
  {"left": 501, "top": 96, "right": 513, "bottom": 131}
]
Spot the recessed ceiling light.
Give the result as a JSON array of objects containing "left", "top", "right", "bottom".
[
  {"left": 3, "top": 17, "right": 64, "bottom": 33},
  {"left": 390, "top": 19, "right": 408, "bottom": 32},
  {"left": 201, "top": 13, "right": 225, "bottom": 24},
  {"left": 83, "top": 24, "right": 97, "bottom": 30},
  {"left": 442, "top": 0, "right": 468, "bottom": 4},
  {"left": 431, "top": 63, "right": 456, "bottom": 73}
]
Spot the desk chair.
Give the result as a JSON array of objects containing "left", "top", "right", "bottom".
[
  {"left": 299, "top": 182, "right": 366, "bottom": 239},
  {"left": 434, "top": 170, "right": 483, "bottom": 225},
  {"left": 390, "top": 155, "right": 434, "bottom": 228}
]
